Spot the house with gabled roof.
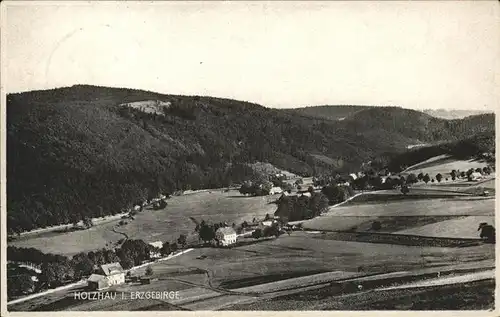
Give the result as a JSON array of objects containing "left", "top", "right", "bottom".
[
  {"left": 97, "top": 262, "right": 125, "bottom": 287},
  {"left": 215, "top": 227, "right": 237, "bottom": 247},
  {"left": 149, "top": 241, "right": 163, "bottom": 258}
]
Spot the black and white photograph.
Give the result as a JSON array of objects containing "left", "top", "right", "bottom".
[{"left": 1, "top": 1, "right": 498, "bottom": 313}]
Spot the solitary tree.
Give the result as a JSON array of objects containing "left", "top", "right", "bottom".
[
  {"left": 145, "top": 266, "right": 153, "bottom": 276},
  {"left": 401, "top": 185, "right": 410, "bottom": 195},
  {"left": 199, "top": 224, "right": 215, "bottom": 244},
  {"left": 478, "top": 223, "right": 496, "bottom": 243},
  {"left": 451, "top": 170, "right": 457, "bottom": 180},
  {"left": 417, "top": 172, "right": 424, "bottom": 181},
  {"left": 371, "top": 221, "right": 382, "bottom": 231},
  {"left": 436, "top": 173, "right": 443, "bottom": 183},
  {"left": 252, "top": 228, "right": 263, "bottom": 239},
  {"left": 423, "top": 174, "right": 431, "bottom": 184},
  {"left": 406, "top": 173, "right": 418, "bottom": 184},
  {"left": 177, "top": 234, "right": 187, "bottom": 249},
  {"left": 161, "top": 242, "right": 171, "bottom": 256},
  {"left": 170, "top": 242, "right": 178, "bottom": 252},
  {"left": 83, "top": 217, "right": 93, "bottom": 228}
]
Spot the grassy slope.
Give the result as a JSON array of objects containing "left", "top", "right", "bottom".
[
  {"left": 8, "top": 189, "right": 279, "bottom": 256},
  {"left": 302, "top": 196, "right": 494, "bottom": 235}
]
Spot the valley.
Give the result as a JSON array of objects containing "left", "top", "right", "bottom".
[{"left": 5, "top": 86, "right": 496, "bottom": 312}]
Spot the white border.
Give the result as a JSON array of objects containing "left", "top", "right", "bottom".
[{"left": 1, "top": 1, "right": 499, "bottom": 316}]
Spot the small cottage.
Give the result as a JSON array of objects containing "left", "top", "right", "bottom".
[
  {"left": 261, "top": 220, "right": 275, "bottom": 227},
  {"left": 470, "top": 172, "right": 483, "bottom": 181},
  {"left": 269, "top": 187, "right": 283, "bottom": 195},
  {"left": 215, "top": 227, "right": 237, "bottom": 246},
  {"left": 87, "top": 274, "right": 108, "bottom": 291},
  {"left": 149, "top": 241, "right": 163, "bottom": 259}
]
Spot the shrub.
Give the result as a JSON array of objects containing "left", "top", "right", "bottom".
[
  {"left": 252, "top": 228, "right": 263, "bottom": 239},
  {"left": 371, "top": 221, "right": 382, "bottom": 231}
]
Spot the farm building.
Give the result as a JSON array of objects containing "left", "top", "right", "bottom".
[
  {"left": 140, "top": 277, "right": 152, "bottom": 285},
  {"left": 215, "top": 227, "right": 237, "bottom": 246},
  {"left": 149, "top": 241, "right": 163, "bottom": 258},
  {"left": 97, "top": 263, "right": 126, "bottom": 287},
  {"left": 87, "top": 274, "right": 109, "bottom": 291},
  {"left": 269, "top": 187, "right": 283, "bottom": 195},
  {"left": 470, "top": 172, "right": 483, "bottom": 181},
  {"left": 261, "top": 220, "right": 277, "bottom": 227}
]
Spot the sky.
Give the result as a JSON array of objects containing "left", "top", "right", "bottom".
[{"left": 3, "top": 1, "right": 499, "bottom": 110}]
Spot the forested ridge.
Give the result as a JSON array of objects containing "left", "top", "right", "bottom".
[{"left": 7, "top": 85, "right": 495, "bottom": 233}]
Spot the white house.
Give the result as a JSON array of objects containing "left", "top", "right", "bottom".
[
  {"left": 149, "top": 241, "right": 163, "bottom": 258},
  {"left": 215, "top": 227, "right": 237, "bottom": 246},
  {"left": 261, "top": 220, "right": 277, "bottom": 227},
  {"left": 99, "top": 262, "right": 126, "bottom": 286},
  {"left": 269, "top": 187, "right": 283, "bottom": 195},
  {"left": 349, "top": 173, "right": 358, "bottom": 181},
  {"left": 299, "top": 192, "right": 312, "bottom": 197},
  {"left": 470, "top": 172, "right": 483, "bottom": 181}
]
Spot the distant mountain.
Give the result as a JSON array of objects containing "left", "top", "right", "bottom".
[
  {"left": 285, "top": 105, "right": 371, "bottom": 121},
  {"left": 339, "top": 107, "right": 494, "bottom": 142},
  {"left": 6, "top": 85, "right": 495, "bottom": 233},
  {"left": 422, "top": 109, "right": 493, "bottom": 120}
]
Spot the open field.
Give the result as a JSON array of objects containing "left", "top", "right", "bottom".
[
  {"left": 302, "top": 192, "right": 494, "bottom": 242},
  {"left": 8, "top": 190, "right": 278, "bottom": 256},
  {"left": 337, "top": 196, "right": 492, "bottom": 217},
  {"left": 396, "top": 216, "right": 495, "bottom": 239},
  {"left": 402, "top": 155, "right": 489, "bottom": 177},
  {"left": 344, "top": 188, "right": 473, "bottom": 206}
]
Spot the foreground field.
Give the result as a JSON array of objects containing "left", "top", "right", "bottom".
[
  {"left": 226, "top": 278, "right": 495, "bottom": 310},
  {"left": 9, "top": 231, "right": 494, "bottom": 311},
  {"left": 9, "top": 190, "right": 278, "bottom": 256}
]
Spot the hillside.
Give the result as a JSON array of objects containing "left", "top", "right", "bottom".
[
  {"left": 287, "top": 105, "right": 494, "bottom": 123},
  {"left": 6, "top": 85, "right": 495, "bottom": 233},
  {"left": 423, "top": 109, "right": 493, "bottom": 120},
  {"left": 285, "top": 105, "right": 370, "bottom": 121},
  {"left": 339, "top": 107, "right": 494, "bottom": 143}
]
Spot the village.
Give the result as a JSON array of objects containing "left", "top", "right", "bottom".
[{"left": 7, "top": 153, "right": 496, "bottom": 311}]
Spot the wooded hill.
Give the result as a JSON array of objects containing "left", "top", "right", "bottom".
[{"left": 6, "top": 85, "right": 495, "bottom": 233}]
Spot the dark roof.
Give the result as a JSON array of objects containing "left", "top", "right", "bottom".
[
  {"left": 216, "top": 227, "right": 236, "bottom": 235},
  {"left": 100, "top": 262, "right": 124, "bottom": 276}
]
